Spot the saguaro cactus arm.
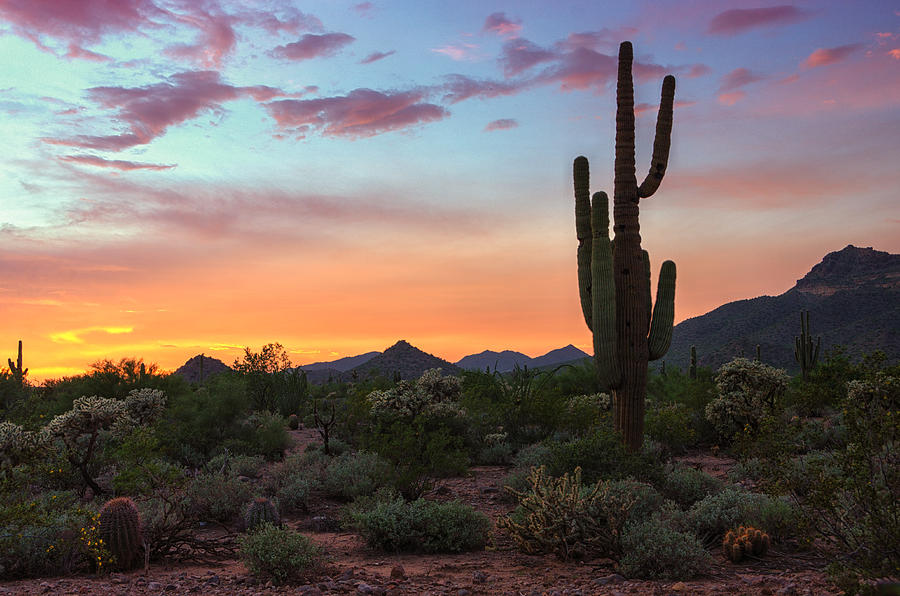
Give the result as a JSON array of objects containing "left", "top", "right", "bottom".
[
  {"left": 590, "top": 191, "right": 619, "bottom": 388},
  {"left": 638, "top": 75, "right": 676, "bottom": 199},
  {"left": 648, "top": 260, "right": 676, "bottom": 361},
  {"left": 574, "top": 156, "right": 593, "bottom": 330}
]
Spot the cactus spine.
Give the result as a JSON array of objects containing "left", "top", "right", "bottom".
[
  {"left": 794, "top": 310, "right": 820, "bottom": 381},
  {"left": 7, "top": 340, "right": 27, "bottom": 383},
  {"left": 98, "top": 497, "right": 143, "bottom": 570},
  {"left": 575, "top": 41, "right": 677, "bottom": 452},
  {"left": 245, "top": 496, "right": 280, "bottom": 531}
]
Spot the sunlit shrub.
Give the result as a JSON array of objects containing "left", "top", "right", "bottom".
[{"left": 705, "top": 358, "right": 789, "bottom": 443}]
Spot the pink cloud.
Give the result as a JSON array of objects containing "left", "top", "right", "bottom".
[
  {"left": 801, "top": 44, "right": 862, "bottom": 68},
  {"left": 483, "top": 12, "right": 522, "bottom": 37},
  {"left": 47, "top": 71, "right": 285, "bottom": 150},
  {"left": 635, "top": 99, "right": 696, "bottom": 116},
  {"left": 272, "top": 33, "right": 355, "bottom": 61},
  {"left": 555, "top": 28, "right": 638, "bottom": 52},
  {"left": 499, "top": 38, "right": 557, "bottom": 77},
  {"left": 65, "top": 43, "right": 111, "bottom": 62},
  {"left": 708, "top": 5, "right": 810, "bottom": 36},
  {"left": 238, "top": 6, "right": 323, "bottom": 35},
  {"left": 431, "top": 43, "right": 478, "bottom": 61},
  {"left": 440, "top": 74, "right": 524, "bottom": 104},
  {"left": 360, "top": 50, "right": 396, "bottom": 64},
  {"left": 59, "top": 154, "right": 176, "bottom": 171},
  {"left": 718, "top": 67, "right": 766, "bottom": 92},
  {"left": 266, "top": 88, "right": 448, "bottom": 138},
  {"left": 890, "top": 49, "right": 900, "bottom": 60},
  {"left": 164, "top": 7, "right": 238, "bottom": 68},
  {"left": 484, "top": 118, "right": 518, "bottom": 132},
  {"left": 353, "top": 2, "right": 374, "bottom": 16},
  {"left": 717, "top": 91, "right": 746, "bottom": 105},
  {"left": 536, "top": 47, "right": 617, "bottom": 92},
  {"left": 686, "top": 64, "right": 712, "bottom": 78}
]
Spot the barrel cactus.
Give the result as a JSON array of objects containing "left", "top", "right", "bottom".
[
  {"left": 574, "top": 41, "right": 677, "bottom": 451},
  {"left": 98, "top": 497, "right": 143, "bottom": 570},
  {"left": 722, "top": 525, "right": 770, "bottom": 562},
  {"left": 245, "top": 497, "right": 281, "bottom": 531}
]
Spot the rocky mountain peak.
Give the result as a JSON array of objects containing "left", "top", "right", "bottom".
[{"left": 794, "top": 245, "right": 900, "bottom": 295}]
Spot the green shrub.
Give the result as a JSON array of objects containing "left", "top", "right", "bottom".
[
  {"left": 593, "top": 479, "right": 665, "bottom": 529},
  {"left": 239, "top": 524, "right": 321, "bottom": 585},
  {"left": 619, "top": 517, "right": 711, "bottom": 580},
  {"left": 276, "top": 477, "right": 312, "bottom": 513},
  {"left": 645, "top": 402, "right": 696, "bottom": 452},
  {"left": 349, "top": 495, "right": 489, "bottom": 553},
  {"left": 237, "top": 410, "right": 291, "bottom": 460},
  {"left": 705, "top": 358, "right": 789, "bottom": 443},
  {"left": 784, "top": 375, "right": 899, "bottom": 585},
  {"left": 321, "top": 451, "right": 391, "bottom": 501},
  {"left": 475, "top": 432, "right": 513, "bottom": 465},
  {"left": 684, "top": 486, "right": 795, "bottom": 547},
  {"left": 206, "top": 453, "right": 266, "bottom": 478},
  {"left": 185, "top": 472, "right": 252, "bottom": 524},
  {"left": 542, "top": 426, "right": 664, "bottom": 485},
  {"left": 663, "top": 465, "right": 724, "bottom": 509}
]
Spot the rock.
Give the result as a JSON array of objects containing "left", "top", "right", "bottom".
[
  {"left": 473, "top": 570, "right": 488, "bottom": 584},
  {"left": 594, "top": 574, "right": 625, "bottom": 586},
  {"left": 164, "top": 584, "right": 178, "bottom": 592},
  {"left": 777, "top": 584, "right": 798, "bottom": 596},
  {"left": 339, "top": 569, "right": 356, "bottom": 581},
  {"left": 204, "top": 574, "right": 220, "bottom": 586},
  {"left": 147, "top": 582, "right": 162, "bottom": 591},
  {"left": 390, "top": 565, "right": 406, "bottom": 580},
  {"left": 298, "top": 586, "right": 323, "bottom": 596},
  {"left": 458, "top": 590, "right": 473, "bottom": 596},
  {"left": 671, "top": 582, "right": 688, "bottom": 592}
]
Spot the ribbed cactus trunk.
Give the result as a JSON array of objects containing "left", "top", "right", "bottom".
[
  {"left": 574, "top": 42, "right": 676, "bottom": 452},
  {"left": 8, "top": 340, "right": 27, "bottom": 383}
]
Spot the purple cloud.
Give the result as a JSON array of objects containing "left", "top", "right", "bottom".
[
  {"left": 801, "top": 44, "right": 862, "bottom": 68},
  {"left": 266, "top": 88, "right": 448, "bottom": 138},
  {"left": 59, "top": 154, "right": 176, "bottom": 171},
  {"left": 441, "top": 74, "right": 524, "bottom": 104},
  {"left": 483, "top": 12, "right": 522, "bottom": 37},
  {"left": 360, "top": 50, "right": 396, "bottom": 64},
  {"left": 500, "top": 38, "right": 557, "bottom": 77},
  {"left": 272, "top": 33, "right": 355, "bottom": 61},
  {"left": 484, "top": 118, "right": 518, "bottom": 132},
  {"left": 709, "top": 5, "right": 810, "bottom": 36},
  {"left": 718, "top": 67, "right": 766, "bottom": 92}
]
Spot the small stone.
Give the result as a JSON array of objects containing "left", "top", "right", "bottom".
[
  {"left": 164, "top": 585, "right": 177, "bottom": 592},
  {"left": 339, "top": 569, "right": 355, "bottom": 581},
  {"left": 457, "top": 590, "right": 473, "bottom": 596},
  {"left": 473, "top": 570, "right": 488, "bottom": 584},
  {"left": 390, "top": 565, "right": 406, "bottom": 580},
  {"left": 777, "top": 584, "right": 798, "bottom": 596},
  {"left": 299, "top": 586, "right": 323, "bottom": 596},
  {"left": 265, "top": 580, "right": 274, "bottom": 588},
  {"left": 205, "top": 575, "right": 221, "bottom": 586},
  {"left": 671, "top": 582, "right": 688, "bottom": 592},
  {"left": 147, "top": 582, "right": 162, "bottom": 591},
  {"left": 481, "top": 487, "right": 499, "bottom": 494},
  {"left": 594, "top": 574, "right": 625, "bottom": 586}
]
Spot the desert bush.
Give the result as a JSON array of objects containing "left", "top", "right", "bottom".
[
  {"left": 239, "top": 524, "right": 321, "bottom": 585},
  {"left": 619, "top": 517, "right": 711, "bottom": 579},
  {"left": 206, "top": 452, "right": 266, "bottom": 478},
  {"left": 184, "top": 472, "right": 252, "bottom": 525},
  {"left": 684, "top": 486, "right": 795, "bottom": 547},
  {"left": 558, "top": 393, "right": 609, "bottom": 437},
  {"left": 645, "top": 402, "right": 696, "bottom": 452},
  {"left": 475, "top": 432, "right": 513, "bottom": 465},
  {"left": 229, "top": 410, "right": 290, "bottom": 460},
  {"left": 783, "top": 375, "right": 899, "bottom": 585},
  {"left": 275, "top": 477, "right": 312, "bottom": 513},
  {"left": 349, "top": 494, "right": 489, "bottom": 553},
  {"left": 0, "top": 492, "right": 109, "bottom": 578},
  {"left": 705, "top": 358, "right": 789, "bottom": 443},
  {"left": 365, "top": 369, "right": 469, "bottom": 498},
  {"left": 542, "top": 426, "right": 664, "bottom": 485},
  {"left": 663, "top": 465, "right": 724, "bottom": 509},
  {"left": 321, "top": 451, "right": 391, "bottom": 501}
]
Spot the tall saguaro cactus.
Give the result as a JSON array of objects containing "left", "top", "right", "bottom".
[
  {"left": 794, "top": 310, "right": 820, "bottom": 381},
  {"left": 8, "top": 340, "right": 27, "bottom": 383},
  {"left": 574, "top": 41, "right": 676, "bottom": 452}
]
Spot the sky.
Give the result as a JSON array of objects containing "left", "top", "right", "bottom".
[{"left": 0, "top": 1, "right": 898, "bottom": 382}]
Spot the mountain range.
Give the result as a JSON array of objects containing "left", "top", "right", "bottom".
[{"left": 175, "top": 245, "right": 898, "bottom": 383}]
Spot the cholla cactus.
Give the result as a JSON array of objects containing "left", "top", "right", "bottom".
[
  {"left": 122, "top": 388, "right": 166, "bottom": 426},
  {"left": 244, "top": 497, "right": 280, "bottom": 531},
  {"left": 0, "top": 421, "right": 47, "bottom": 471},
  {"left": 45, "top": 396, "right": 127, "bottom": 494},
  {"left": 498, "top": 466, "right": 614, "bottom": 560},
  {"left": 705, "top": 358, "right": 789, "bottom": 441},
  {"left": 368, "top": 368, "right": 462, "bottom": 419},
  {"left": 722, "top": 525, "right": 770, "bottom": 562},
  {"left": 99, "top": 497, "right": 143, "bottom": 570}
]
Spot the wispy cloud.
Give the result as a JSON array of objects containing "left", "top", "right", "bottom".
[
  {"left": 499, "top": 38, "right": 557, "bottom": 77},
  {"left": 483, "top": 12, "right": 522, "bottom": 38},
  {"left": 271, "top": 33, "right": 356, "bottom": 61},
  {"left": 708, "top": 5, "right": 810, "bottom": 36},
  {"left": 266, "top": 88, "right": 447, "bottom": 138},
  {"left": 484, "top": 118, "right": 518, "bottom": 132},
  {"left": 164, "top": 5, "right": 238, "bottom": 67},
  {"left": 717, "top": 67, "right": 766, "bottom": 104},
  {"left": 440, "top": 75, "right": 524, "bottom": 104},
  {"left": 59, "top": 154, "right": 176, "bottom": 171},
  {"left": 44, "top": 71, "right": 285, "bottom": 150},
  {"left": 51, "top": 326, "right": 134, "bottom": 344},
  {"left": 431, "top": 43, "right": 479, "bottom": 61},
  {"left": 801, "top": 44, "right": 862, "bottom": 68},
  {"left": 360, "top": 50, "right": 396, "bottom": 64}
]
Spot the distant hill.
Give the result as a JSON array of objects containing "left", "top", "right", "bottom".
[
  {"left": 664, "top": 245, "right": 900, "bottom": 373},
  {"left": 348, "top": 340, "right": 462, "bottom": 380},
  {"left": 174, "top": 354, "right": 231, "bottom": 383},
  {"left": 298, "top": 351, "right": 380, "bottom": 372},
  {"left": 456, "top": 345, "right": 590, "bottom": 372}
]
